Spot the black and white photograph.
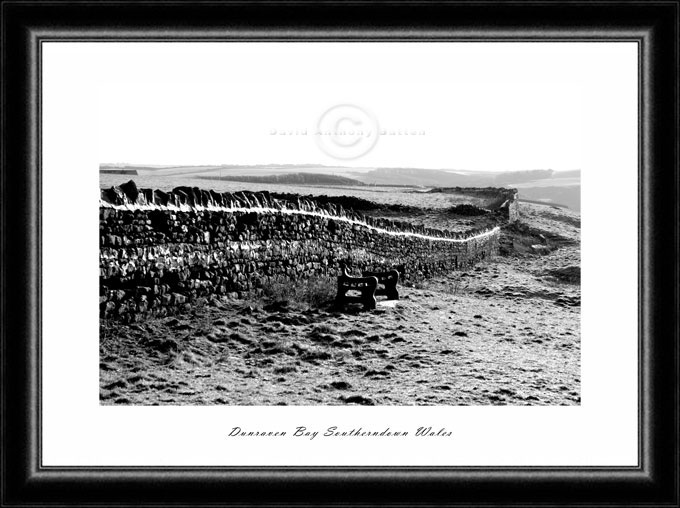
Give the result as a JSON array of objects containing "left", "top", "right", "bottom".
[{"left": 98, "top": 44, "right": 582, "bottom": 406}]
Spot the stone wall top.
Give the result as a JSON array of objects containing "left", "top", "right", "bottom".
[{"left": 100, "top": 180, "right": 507, "bottom": 243}]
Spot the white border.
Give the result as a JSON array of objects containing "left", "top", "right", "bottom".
[{"left": 42, "top": 42, "right": 638, "bottom": 466}]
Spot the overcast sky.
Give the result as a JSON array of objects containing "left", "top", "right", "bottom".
[{"left": 97, "top": 43, "right": 592, "bottom": 171}]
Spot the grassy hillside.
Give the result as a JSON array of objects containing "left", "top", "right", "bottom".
[{"left": 100, "top": 201, "right": 580, "bottom": 406}]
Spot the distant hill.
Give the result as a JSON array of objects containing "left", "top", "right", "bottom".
[
  {"left": 352, "top": 167, "right": 495, "bottom": 187},
  {"left": 493, "top": 169, "right": 555, "bottom": 185},
  {"left": 199, "top": 172, "right": 365, "bottom": 186},
  {"left": 351, "top": 167, "right": 580, "bottom": 188}
]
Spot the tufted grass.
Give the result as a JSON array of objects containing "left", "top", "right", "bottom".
[{"left": 261, "top": 276, "right": 337, "bottom": 310}]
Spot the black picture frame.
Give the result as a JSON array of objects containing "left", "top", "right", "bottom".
[{"left": 2, "top": 1, "right": 678, "bottom": 506}]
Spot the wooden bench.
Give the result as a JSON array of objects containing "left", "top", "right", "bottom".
[
  {"left": 362, "top": 269, "right": 400, "bottom": 300},
  {"left": 335, "top": 269, "right": 378, "bottom": 310}
]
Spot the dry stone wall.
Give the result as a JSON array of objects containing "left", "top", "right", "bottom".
[{"left": 100, "top": 181, "right": 503, "bottom": 322}]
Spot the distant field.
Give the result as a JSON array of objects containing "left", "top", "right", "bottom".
[
  {"left": 200, "top": 172, "right": 365, "bottom": 186},
  {"left": 512, "top": 177, "right": 580, "bottom": 188},
  {"left": 515, "top": 185, "right": 580, "bottom": 212},
  {"left": 101, "top": 164, "right": 582, "bottom": 213},
  {"left": 100, "top": 174, "right": 467, "bottom": 209},
  {"left": 101, "top": 164, "right": 580, "bottom": 187},
  {"left": 100, "top": 168, "right": 581, "bottom": 211}
]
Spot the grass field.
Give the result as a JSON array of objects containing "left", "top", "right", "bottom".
[{"left": 100, "top": 189, "right": 581, "bottom": 406}]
